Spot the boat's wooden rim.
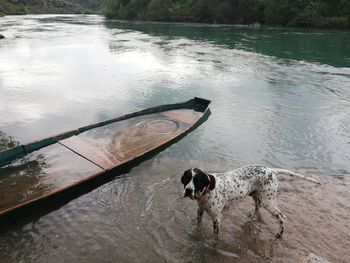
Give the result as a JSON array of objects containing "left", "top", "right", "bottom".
[{"left": 0, "top": 97, "right": 210, "bottom": 167}]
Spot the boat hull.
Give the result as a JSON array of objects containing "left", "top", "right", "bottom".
[{"left": 0, "top": 97, "right": 210, "bottom": 219}]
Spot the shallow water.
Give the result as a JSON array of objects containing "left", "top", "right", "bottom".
[{"left": 0, "top": 15, "right": 350, "bottom": 262}]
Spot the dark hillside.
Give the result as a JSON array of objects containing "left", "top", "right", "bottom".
[
  {"left": 70, "top": 0, "right": 100, "bottom": 11},
  {"left": 17, "top": 0, "right": 81, "bottom": 13},
  {"left": 100, "top": 0, "right": 350, "bottom": 29}
]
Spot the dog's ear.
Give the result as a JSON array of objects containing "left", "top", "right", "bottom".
[
  {"left": 181, "top": 169, "right": 192, "bottom": 186},
  {"left": 193, "top": 168, "right": 215, "bottom": 191},
  {"left": 208, "top": 174, "right": 216, "bottom": 190}
]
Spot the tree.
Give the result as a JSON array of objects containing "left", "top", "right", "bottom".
[{"left": 147, "top": 0, "right": 171, "bottom": 21}]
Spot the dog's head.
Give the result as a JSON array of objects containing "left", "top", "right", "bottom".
[{"left": 181, "top": 168, "right": 215, "bottom": 200}]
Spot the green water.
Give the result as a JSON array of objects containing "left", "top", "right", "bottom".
[
  {"left": 0, "top": 15, "right": 349, "bottom": 263},
  {"left": 105, "top": 20, "right": 350, "bottom": 67}
]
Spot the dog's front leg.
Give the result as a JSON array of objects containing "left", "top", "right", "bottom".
[
  {"left": 213, "top": 216, "right": 222, "bottom": 235},
  {"left": 196, "top": 207, "right": 204, "bottom": 225}
]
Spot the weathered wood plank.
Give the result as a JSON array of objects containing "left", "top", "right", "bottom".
[
  {"left": 0, "top": 143, "right": 103, "bottom": 214},
  {"left": 59, "top": 136, "right": 121, "bottom": 170}
]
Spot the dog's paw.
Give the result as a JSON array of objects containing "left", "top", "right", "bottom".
[
  {"left": 275, "top": 232, "right": 283, "bottom": 239},
  {"left": 248, "top": 212, "right": 257, "bottom": 221},
  {"left": 248, "top": 212, "right": 262, "bottom": 223}
]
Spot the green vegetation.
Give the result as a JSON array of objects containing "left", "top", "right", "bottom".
[
  {"left": 70, "top": 0, "right": 101, "bottom": 11},
  {"left": 100, "top": 0, "right": 350, "bottom": 29},
  {"left": 0, "top": 0, "right": 26, "bottom": 15},
  {"left": 0, "top": 0, "right": 101, "bottom": 15}
]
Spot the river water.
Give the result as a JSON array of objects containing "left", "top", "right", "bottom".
[{"left": 0, "top": 15, "right": 349, "bottom": 262}]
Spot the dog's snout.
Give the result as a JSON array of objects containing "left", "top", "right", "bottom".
[{"left": 184, "top": 188, "right": 193, "bottom": 198}]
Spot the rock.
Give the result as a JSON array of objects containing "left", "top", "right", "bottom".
[
  {"left": 299, "top": 253, "right": 330, "bottom": 263},
  {"left": 0, "top": 34, "right": 5, "bottom": 39}
]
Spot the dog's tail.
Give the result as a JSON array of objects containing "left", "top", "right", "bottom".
[{"left": 273, "top": 169, "right": 321, "bottom": 185}]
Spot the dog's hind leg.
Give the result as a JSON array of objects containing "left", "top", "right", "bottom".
[
  {"left": 248, "top": 191, "right": 262, "bottom": 222},
  {"left": 262, "top": 200, "right": 286, "bottom": 238},
  {"left": 251, "top": 191, "right": 261, "bottom": 212}
]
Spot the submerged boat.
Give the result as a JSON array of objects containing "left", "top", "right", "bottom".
[{"left": 0, "top": 97, "right": 211, "bottom": 219}]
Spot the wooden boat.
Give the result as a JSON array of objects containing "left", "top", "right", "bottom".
[{"left": 0, "top": 97, "right": 211, "bottom": 219}]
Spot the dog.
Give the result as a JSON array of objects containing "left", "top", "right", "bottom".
[{"left": 181, "top": 165, "right": 320, "bottom": 238}]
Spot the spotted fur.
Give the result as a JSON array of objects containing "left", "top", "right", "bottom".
[{"left": 181, "top": 165, "right": 320, "bottom": 238}]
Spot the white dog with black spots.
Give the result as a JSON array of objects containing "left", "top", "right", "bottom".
[{"left": 181, "top": 165, "right": 320, "bottom": 238}]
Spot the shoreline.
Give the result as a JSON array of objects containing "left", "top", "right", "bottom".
[{"left": 1, "top": 13, "right": 349, "bottom": 31}]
